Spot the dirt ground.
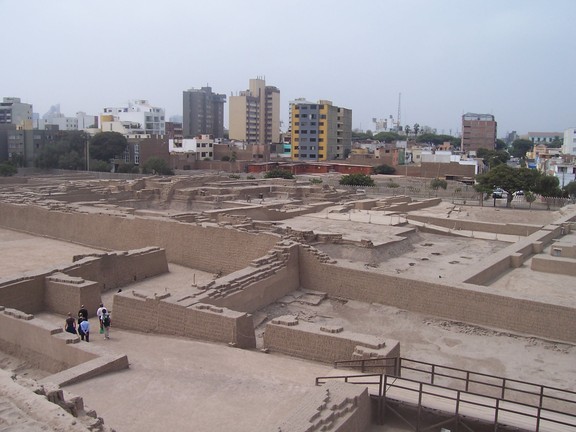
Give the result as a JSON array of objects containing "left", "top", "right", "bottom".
[{"left": 0, "top": 203, "right": 575, "bottom": 432}]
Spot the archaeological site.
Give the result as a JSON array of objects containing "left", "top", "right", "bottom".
[{"left": 0, "top": 171, "right": 575, "bottom": 432}]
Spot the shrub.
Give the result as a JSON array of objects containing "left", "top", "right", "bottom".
[
  {"left": 142, "top": 157, "right": 174, "bottom": 175},
  {"left": 339, "top": 173, "right": 375, "bottom": 187},
  {"left": 228, "top": 174, "right": 240, "bottom": 179},
  {"left": 386, "top": 179, "right": 400, "bottom": 188},
  {"left": 0, "top": 162, "right": 17, "bottom": 177},
  {"left": 90, "top": 160, "right": 111, "bottom": 172},
  {"left": 246, "top": 175, "right": 256, "bottom": 180},
  {"left": 264, "top": 168, "right": 294, "bottom": 179},
  {"left": 374, "top": 164, "right": 396, "bottom": 175},
  {"left": 430, "top": 178, "right": 448, "bottom": 190},
  {"left": 309, "top": 178, "right": 323, "bottom": 184}
]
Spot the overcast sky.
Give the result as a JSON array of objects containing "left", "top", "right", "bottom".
[{"left": 2, "top": 0, "right": 575, "bottom": 137}]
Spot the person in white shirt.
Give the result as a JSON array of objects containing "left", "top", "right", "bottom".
[{"left": 96, "top": 303, "right": 105, "bottom": 330}]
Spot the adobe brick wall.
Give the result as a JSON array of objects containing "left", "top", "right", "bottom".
[
  {"left": 0, "top": 307, "right": 97, "bottom": 373},
  {"left": 531, "top": 256, "right": 576, "bottom": 276},
  {"left": 407, "top": 214, "right": 542, "bottom": 236},
  {"left": 0, "top": 277, "right": 44, "bottom": 314},
  {"left": 278, "top": 382, "right": 371, "bottom": 432},
  {"left": 263, "top": 316, "right": 400, "bottom": 366},
  {"left": 112, "top": 293, "right": 256, "bottom": 348},
  {"left": 298, "top": 246, "right": 576, "bottom": 343},
  {"left": 44, "top": 274, "right": 99, "bottom": 317},
  {"left": 0, "top": 202, "right": 278, "bottom": 274},
  {"left": 201, "top": 243, "right": 301, "bottom": 313}
]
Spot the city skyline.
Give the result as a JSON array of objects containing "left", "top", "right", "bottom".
[{"left": 2, "top": 0, "right": 575, "bottom": 137}]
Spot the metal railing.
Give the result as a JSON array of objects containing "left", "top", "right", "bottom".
[{"left": 316, "top": 357, "right": 576, "bottom": 431}]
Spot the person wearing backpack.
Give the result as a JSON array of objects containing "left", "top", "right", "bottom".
[{"left": 102, "top": 308, "right": 111, "bottom": 339}]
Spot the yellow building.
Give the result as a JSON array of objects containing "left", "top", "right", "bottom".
[{"left": 290, "top": 99, "right": 351, "bottom": 161}]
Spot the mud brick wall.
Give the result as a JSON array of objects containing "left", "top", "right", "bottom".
[
  {"left": 202, "top": 245, "right": 301, "bottom": 313},
  {"left": 0, "top": 307, "right": 97, "bottom": 373},
  {"left": 66, "top": 248, "right": 169, "bottom": 292},
  {"left": 278, "top": 383, "right": 371, "bottom": 432},
  {"left": 531, "top": 256, "right": 576, "bottom": 276},
  {"left": 407, "top": 214, "right": 542, "bottom": 236},
  {"left": 0, "top": 202, "right": 278, "bottom": 274},
  {"left": 44, "top": 276, "right": 100, "bottom": 317},
  {"left": 0, "top": 276, "right": 44, "bottom": 314},
  {"left": 298, "top": 246, "right": 576, "bottom": 343},
  {"left": 263, "top": 316, "right": 400, "bottom": 364},
  {"left": 112, "top": 294, "right": 256, "bottom": 348}
]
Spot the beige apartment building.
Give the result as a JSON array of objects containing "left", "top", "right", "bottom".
[{"left": 229, "top": 78, "right": 280, "bottom": 146}]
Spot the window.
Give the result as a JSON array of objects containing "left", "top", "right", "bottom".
[
  {"left": 301, "top": 114, "right": 308, "bottom": 118},
  {"left": 310, "top": 138, "right": 316, "bottom": 142},
  {"left": 320, "top": 114, "right": 326, "bottom": 119}
]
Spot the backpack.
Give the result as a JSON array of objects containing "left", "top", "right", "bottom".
[{"left": 103, "top": 313, "right": 111, "bottom": 327}]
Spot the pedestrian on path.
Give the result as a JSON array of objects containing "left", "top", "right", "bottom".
[
  {"left": 79, "top": 319, "right": 90, "bottom": 342},
  {"left": 77, "top": 315, "right": 86, "bottom": 341},
  {"left": 78, "top": 304, "right": 88, "bottom": 320},
  {"left": 96, "top": 303, "right": 105, "bottom": 331},
  {"left": 102, "top": 308, "right": 111, "bottom": 339},
  {"left": 64, "top": 313, "right": 76, "bottom": 335}
]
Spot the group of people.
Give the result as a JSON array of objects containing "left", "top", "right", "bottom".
[{"left": 64, "top": 303, "right": 112, "bottom": 342}]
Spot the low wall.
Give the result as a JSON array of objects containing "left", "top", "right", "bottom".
[
  {"left": 531, "top": 256, "right": 576, "bottom": 276},
  {"left": 264, "top": 315, "right": 400, "bottom": 369},
  {"left": 201, "top": 244, "right": 301, "bottom": 313},
  {"left": 0, "top": 202, "right": 278, "bottom": 274},
  {"left": 0, "top": 276, "right": 45, "bottom": 314},
  {"left": 298, "top": 246, "right": 576, "bottom": 343},
  {"left": 0, "top": 247, "right": 170, "bottom": 318},
  {"left": 112, "top": 293, "right": 256, "bottom": 349},
  {"left": 0, "top": 307, "right": 96, "bottom": 373},
  {"left": 277, "top": 382, "right": 371, "bottom": 432},
  {"left": 407, "top": 214, "right": 542, "bottom": 236}
]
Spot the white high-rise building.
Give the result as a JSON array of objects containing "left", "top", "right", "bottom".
[
  {"left": 102, "top": 100, "right": 165, "bottom": 135},
  {"left": 563, "top": 128, "right": 576, "bottom": 156}
]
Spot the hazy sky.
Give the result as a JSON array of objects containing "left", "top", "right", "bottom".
[{"left": 2, "top": 0, "right": 575, "bottom": 137}]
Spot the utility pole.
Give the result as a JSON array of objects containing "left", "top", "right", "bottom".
[{"left": 397, "top": 93, "right": 402, "bottom": 132}]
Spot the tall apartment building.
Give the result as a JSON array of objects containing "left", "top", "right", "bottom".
[
  {"left": 563, "top": 128, "right": 576, "bottom": 156},
  {"left": 229, "top": 78, "right": 280, "bottom": 145},
  {"left": 183, "top": 87, "right": 225, "bottom": 138},
  {"left": 0, "top": 97, "right": 33, "bottom": 128},
  {"left": 290, "top": 99, "right": 352, "bottom": 161},
  {"left": 102, "top": 100, "right": 165, "bottom": 135},
  {"left": 461, "top": 113, "right": 497, "bottom": 153}
]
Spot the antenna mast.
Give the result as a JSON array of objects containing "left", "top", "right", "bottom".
[{"left": 397, "top": 92, "right": 402, "bottom": 132}]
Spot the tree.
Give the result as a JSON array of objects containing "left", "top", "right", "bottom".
[
  {"left": 339, "top": 173, "right": 375, "bottom": 187},
  {"left": 89, "top": 132, "right": 128, "bottom": 162},
  {"left": 430, "top": 178, "right": 447, "bottom": 190},
  {"left": 495, "top": 139, "right": 507, "bottom": 151},
  {"left": 548, "top": 138, "right": 563, "bottom": 149},
  {"left": 413, "top": 123, "right": 420, "bottom": 136},
  {"left": 475, "top": 165, "right": 538, "bottom": 207},
  {"left": 374, "top": 164, "right": 396, "bottom": 175},
  {"left": 416, "top": 133, "right": 459, "bottom": 147},
  {"left": 0, "top": 162, "right": 17, "bottom": 176},
  {"left": 564, "top": 181, "right": 576, "bottom": 200},
  {"left": 35, "top": 131, "right": 88, "bottom": 170},
  {"left": 264, "top": 168, "right": 294, "bottom": 179},
  {"left": 373, "top": 132, "right": 401, "bottom": 143},
  {"left": 476, "top": 148, "right": 510, "bottom": 168},
  {"left": 404, "top": 125, "right": 411, "bottom": 136},
  {"left": 510, "top": 139, "right": 533, "bottom": 159},
  {"left": 524, "top": 191, "right": 536, "bottom": 209},
  {"left": 142, "top": 157, "right": 174, "bottom": 175}
]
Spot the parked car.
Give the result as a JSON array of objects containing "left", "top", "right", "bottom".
[
  {"left": 513, "top": 190, "right": 524, "bottom": 197},
  {"left": 492, "top": 188, "right": 507, "bottom": 199}
]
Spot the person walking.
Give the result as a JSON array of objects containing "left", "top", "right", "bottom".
[
  {"left": 79, "top": 318, "right": 90, "bottom": 342},
  {"left": 64, "top": 313, "right": 76, "bottom": 335},
  {"left": 101, "top": 308, "right": 111, "bottom": 339},
  {"left": 77, "top": 315, "right": 86, "bottom": 341},
  {"left": 78, "top": 305, "right": 88, "bottom": 320},
  {"left": 96, "top": 303, "right": 105, "bottom": 331}
]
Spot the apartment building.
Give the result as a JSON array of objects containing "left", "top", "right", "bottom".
[
  {"left": 182, "top": 87, "right": 226, "bottom": 138},
  {"left": 229, "top": 78, "right": 280, "bottom": 145},
  {"left": 461, "top": 113, "right": 497, "bottom": 152},
  {"left": 102, "top": 100, "right": 165, "bottom": 135},
  {"left": 290, "top": 99, "right": 352, "bottom": 161},
  {"left": 563, "top": 128, "right": 576, "bottom": 156},
  {"left": 0, "top": 97, "right": 33, "bottom": 128}
]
